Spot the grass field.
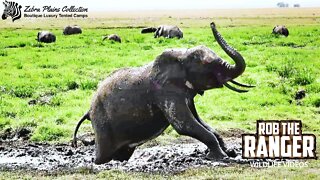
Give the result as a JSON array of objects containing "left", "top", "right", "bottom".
[{"left": 0, "top": 8, "right": 319, "bottom": 179}]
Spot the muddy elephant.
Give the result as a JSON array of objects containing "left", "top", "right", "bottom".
[
  {"left": 141, "top": 27, "right": 157, "bottom": 34},
  {"left": 154, "top": 25, "right": 183, "bottom": 39},
  {"left": 103, "top": 34, "right": 121, "bottom": 43},
  {"left": 272, "top": 25, "right": 289, "bottom": 37},
  {"left": 37, "top": 31, "right": 56, "bottom": 43},
  {"left": 63, "top": 25, "right": 82, "bottom": 35},
  {"left": 72, "top": 22, "right": 253, "bottom": 164}
]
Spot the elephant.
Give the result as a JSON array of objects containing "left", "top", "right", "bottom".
[
  {"left": 63, "top": 25, "right": 82, "bottom": 35},
  {"left": 72, "top": 22, "right": 254, "bottom": 164},
  {"left": 272, "top": 25, "right": 289, "bottom": 37},
  {"left": 154, "top": 25, "right": 183, "bottom": 39},
  {"left": 37, "top": 31, "right": 56, "bottom": 43},
  {"left": 141, "top": 27, "right": 157, "bottom": 34},
  {"left": 103, "top": 34, "right": 121, "bottom": 43}
]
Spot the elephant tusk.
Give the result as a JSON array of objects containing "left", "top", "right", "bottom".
[
  {"left": 230, "top": 80, "right": 255, "bottom": 88},
  {"left": 224, "top": 83, "right": 249, "bottom": 93}
]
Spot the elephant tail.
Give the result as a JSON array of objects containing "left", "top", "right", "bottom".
[{"left": 71, "top": 111, "right": 91, "bottom": 148}]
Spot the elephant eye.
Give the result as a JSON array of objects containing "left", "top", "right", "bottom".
[{"left": 201, "top": 60, "right": 210, "bottom": 64}]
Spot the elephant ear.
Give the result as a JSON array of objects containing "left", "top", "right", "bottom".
[
  {"left": 151, "top": 50, "right": 186, "bottom": 88},
  {"left": 154, "top": 26, "right": 160, "bottom": 38},
  {"left": 158, "top": 26, "right": 164, "bottom": 37},
  {"left": 154, "top": 26, "right": 164, "bottom": 38}
]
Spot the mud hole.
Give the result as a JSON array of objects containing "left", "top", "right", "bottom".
[{"left": 0, "top": 136, "right": 246, "bottom": 174}]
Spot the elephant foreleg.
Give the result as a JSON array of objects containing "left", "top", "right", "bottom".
[
  {"left": 188, "top": 99, "right": 237, "bottom": 157},
  {"left": 157, "top": 97, "right": 228, "bottom": 160},
  {"left": 187, "top": 100, "right": 226, "bottom": 149}
]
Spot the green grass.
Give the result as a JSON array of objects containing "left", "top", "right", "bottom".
[{"left": 0, "top": 17, "right": 319, "bottom": 178}]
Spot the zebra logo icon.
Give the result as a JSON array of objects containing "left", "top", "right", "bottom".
[{"left": 2, "top": 0, "right": 22, "bottom": 22}]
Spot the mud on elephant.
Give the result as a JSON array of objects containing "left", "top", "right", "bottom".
[{"left": 72, "top": 22, "right": 254, "bottom": 164}]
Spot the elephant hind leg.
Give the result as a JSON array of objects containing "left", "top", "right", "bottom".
[
  {"left": 112, "top": 146, "right": 136, "bottom": 162},
  {"left": 94, "top": 132, "right": 136, "bottom": 164},
  {"left": 94, "top": 134, "right": 116, "bottom": 165}
]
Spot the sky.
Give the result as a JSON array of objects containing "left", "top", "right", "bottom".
[{"left": 4, "top": 0, "right": 320, "bottom": 11}]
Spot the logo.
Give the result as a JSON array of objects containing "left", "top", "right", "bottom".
[
  {"left": 2, "top": 0, "right": 22, "bottom": 22},
  {"left": 242, "top": 120, "right": 317, "bottom": 159},
  {"left": 2, "top": 1, "right": 88, "bottom": 22}
]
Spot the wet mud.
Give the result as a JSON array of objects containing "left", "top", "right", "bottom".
[{"left": 0, "top": 137, "right": 243, "bottom": 174}]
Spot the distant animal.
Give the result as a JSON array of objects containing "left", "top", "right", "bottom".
[
  {"left": 72, "top": 22, "right": 253, "bottom": 164},
  {"left": 63, "top": 25, "right": 82, "bottom": 35},
  {"left": 272, "top": 25, "right": 289, "bottom": 37},
  {"left": 154, "top": 25, "right": 183, "bottom": 39},
  {"left": 1, "top": 0, "right": 22, "bottom": 22},
  {"left": 103, "top": 34, "right": 121, "bottom": 43},
  {"left": 141, "top": 27, "right": 157, "bottom": 34},
  {"left": 295, "top": 89, "right": 306, "bottom": 100},
  {"left": 37, "top": 31, "right": 56, "bottom": 43}
]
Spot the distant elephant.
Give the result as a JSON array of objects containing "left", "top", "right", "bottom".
[
  {"left": 141, "top": 27, "right": 157, "bottom": 34},
  {"left": 154, "top": 25, "right": 183, "bottom": 39},
  {"left": 72, "top": 22, "right": 253, "bottom": 164},
  {"left": 63, "top": 25, "right": 82, "bottom": 35},
  {"left": 37, "top": 31, "right": 56, "bottom": 43},
  {"left": 272, "top": 25, "right": 289, "bottom": 37},
  {"left": 103, "top": 34, "right": 121, "bottom": 43}
]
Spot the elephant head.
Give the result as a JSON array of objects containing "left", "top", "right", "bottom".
[{"left": 151, "top": 22, "right": 253, "bottom": 94}]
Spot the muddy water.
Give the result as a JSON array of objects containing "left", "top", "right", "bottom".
[{"left": 0, "top": 138, "right": 242, "bottom": 173}]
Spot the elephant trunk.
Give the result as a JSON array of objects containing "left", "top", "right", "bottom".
[{"left": 210, "top": 22, "right": 245, "bottom": 80}]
